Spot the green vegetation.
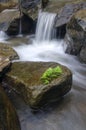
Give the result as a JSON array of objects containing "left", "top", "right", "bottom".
[{"left": 41, "top": 66, "right": 62, "bottom": 85}]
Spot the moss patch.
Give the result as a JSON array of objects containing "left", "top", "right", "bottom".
[{"left": 41, "top": 66, "right": 62, "bottom": 85}]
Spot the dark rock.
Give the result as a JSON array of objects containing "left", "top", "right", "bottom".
[
  {"left": 4, "top": 61, "right": 72, "bottom": 108},
  {"left": 0, "top": 9, "right": 35, "bottom": 35},
  {"left": 0, "top": 85, "right": 21, "bottom": 130},
  {"left": 65, "top": 9, "right": 86, "bottom": 63},
  {"left": 6, "top": 14, "right": 35, "bottom": 35}
]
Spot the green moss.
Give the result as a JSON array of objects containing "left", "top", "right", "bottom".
[{"left": 40, "top": 66, "right": 62, "bottom": 85}]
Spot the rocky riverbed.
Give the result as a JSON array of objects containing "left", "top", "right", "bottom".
[{"left": 0, "top": 0, "right": 86, "bottom": 130}]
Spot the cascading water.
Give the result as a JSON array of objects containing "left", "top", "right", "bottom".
[
  {"left": 13, "top": 11, "right": 86, "bottom": 88},
  {"left": 0, "top": 11, "right": 86, "bottom": 130},
  {"left": 0, "top": 31, "right": 8, "bottom": 42},
  {"left": 35, "top": 10, "right": 56, "bottom": 41}
]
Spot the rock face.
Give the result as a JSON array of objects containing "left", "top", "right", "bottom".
[
  {"left": 0, "top": 85, "right": 21, "bottom": 130},
  {"left": 0, "top": 9, "right": 35, "bottom": 35},
  {"left": 4, "top": 62, "right": 72, "bottom": 108},
  {"left": 65, "top": 9, "right": 86, "bottom": 63},
  {"left": 55, "top": 1, "right": 86, "bottom": 38}
]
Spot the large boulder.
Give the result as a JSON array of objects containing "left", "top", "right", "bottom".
[
  {"left": 55, "top": 1, "right": 86, "bottom": 38},
  {"left": 65, "top": 9, "right": 86, "bottom": 63},
  {"left": 3, "top": 61, "right": 72, "bottom": 108},
  {"left": 0, "top": 9, "right": 35, "bottom": 35},
  {"left": 0, "top": 85, "right": 21, "bottom": 130}
]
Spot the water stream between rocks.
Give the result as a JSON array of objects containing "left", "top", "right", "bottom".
[{"left": 0, "top": 11, "right": 86, "bottom": 130}]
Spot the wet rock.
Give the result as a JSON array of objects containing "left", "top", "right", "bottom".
[
  {"left": 21, "top": 0, "right": 48, "bottom": 20},
  {"left": 0, "top": 85, "right": 21, "bottom": 130},
  {"left": 55, "top": 2, "right": 86, "bottom": 28},
  {"left": 0, "top": 56, "right": 11, "bottom": 80},
  {"left": 0, "top": 9, "right": 35, "bottom": 35},
  {"left": 65, "top": 9, "right": 86, "bottom": 63},
  {"left": 55, "top": 1, "right": 86, "bottom": 38},
  {"left": 4, "top": 61, "right": 72, "bottom": 108},
  {"left": 0, "top": 43, "right": 19, "bottom": 60}
]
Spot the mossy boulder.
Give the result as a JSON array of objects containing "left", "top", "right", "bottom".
[
  {"left": 0, "top": 85, "right": 21, "bottom": 130},
  {"left": 4, "top": 62, "right": 72, "bottom": 108},
  {"left": 65, "top": 9, "right": 86, "bottom": 63}
]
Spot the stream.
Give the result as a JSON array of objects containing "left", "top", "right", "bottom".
[{"left": 0, "top": 11, "right": 86, "bottom": 130}]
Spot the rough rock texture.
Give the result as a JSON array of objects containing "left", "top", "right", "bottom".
[
  {"left": 55, "top": 1, "right": 86, "bottom": 38},
  {"left": 21, "top": 0, "right": 49, "bottom": 20},
  {"left": 0, "top": 9, "right": 35, "bottom": 35},
  {"left": 65, "top": 9, "right": 86, "bottom": 63},
  {"left": 0, "top": 85, "right": 21, "bottom": 130},
  {"left": 4, "top": 62, "right": 72, "bottom": 108},
  {"left": 0, "top": 43, "right": 19, "bottom": 60},
  {"left": 55, "top": 1, "right": 86, "bottom": 28}
]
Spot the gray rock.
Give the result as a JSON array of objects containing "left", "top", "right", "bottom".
[
  {"left": 65, "top": 9, "right": 86, "bottom": 63},
  {"left": 4, "top": 61, "right": 72, "bottom": 108},
  {"left": 55, "top": 2, "right": 86, "bottom": 27}
]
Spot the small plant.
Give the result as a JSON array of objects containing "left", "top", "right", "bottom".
[{"left": 40, "top": 66, "right": 62, "bottom": 85}]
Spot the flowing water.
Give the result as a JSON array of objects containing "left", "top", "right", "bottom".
[{"left": 0, "top": 11, "right": 86, "bottom": 130}]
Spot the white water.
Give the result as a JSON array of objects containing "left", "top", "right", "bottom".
[
  {"left": 35, "top": 11, "right": 56, "bottom": 41},
  {"left": 0, "top": 31, "right": 8, "bottom": 42}
]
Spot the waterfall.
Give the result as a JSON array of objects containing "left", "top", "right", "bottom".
[{"left": 35, "top": 10, "right": 56, "bottom": 41}]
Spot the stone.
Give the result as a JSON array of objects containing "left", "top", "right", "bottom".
[
  {"left": 0, "top": 43, "right": 19, "bottom": 60},
  {"left": 0, "top": 1, "right": 17, "bottom": 12},
  {"left": 4, "top": 61, "right": 72, "bottom": 108},
  {"left": 0, "top": 56, "right": 11, "bottom": 80},
  {"left": 55, "top": 1, "right": 86, "bottom": 38},
  {"left": 0, "top": 85, "right": 21, "bottom": 130},
  {"left": 65, "top": 9, "right": 86, "bottom": 63},
  {"left": 0, "top": 9, "right": 35, "bottom": 35},
  {"left": 0, "top": 43, "right": 18, "bottom": 80}
]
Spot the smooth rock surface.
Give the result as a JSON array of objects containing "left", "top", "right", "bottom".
[
  {"left": 0, "top": 85, "right": 21, "bottom": 130},
  {"left": 4, "top": 61, "right": 72, "bottom": 108},
  {"left": 0, "top": 43, "right": 19, "bottom": 60}
]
